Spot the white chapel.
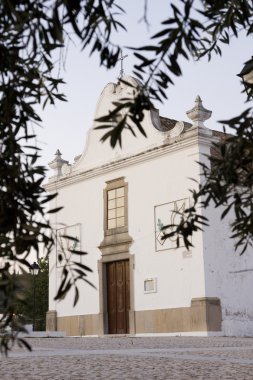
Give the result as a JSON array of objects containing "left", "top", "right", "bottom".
[{"left": 45, "top": 75, "right": 253, "bottom": 337}]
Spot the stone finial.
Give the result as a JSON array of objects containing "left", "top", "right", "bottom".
[
  {"left": 186, "top": 95, "right": 212, "bottom": 128},
  {"left": 48, "top": 149, "right": 69, "bottom": 178}
]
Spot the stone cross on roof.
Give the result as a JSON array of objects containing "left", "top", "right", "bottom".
[{"left": 117, "top": 49, "right": 128, "bottom": 79}]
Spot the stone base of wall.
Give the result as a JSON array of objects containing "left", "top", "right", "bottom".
[
  {"left": 57, "top": 314, "right": 99, "bottom": 336},
  {"left": 135, "top": 297, "right": 221, "bottom": 333},
  {"left": 52, "top": 297, "right": 221, "bottom": 336},
  {"left": 46, "top": 310, "right": 57, "bottom": 331}
]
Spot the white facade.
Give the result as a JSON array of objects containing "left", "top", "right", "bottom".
[{"left": 46, "top": 76, "right": 253, "bottom": 337}]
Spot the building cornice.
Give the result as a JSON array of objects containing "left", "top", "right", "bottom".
[{"left": 45, "top": 127, "right": 216, "bottom": 192}]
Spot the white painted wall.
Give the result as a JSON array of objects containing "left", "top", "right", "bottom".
[
  {"left": 48, "top": 131, "right": 207, "bottom": 318},
  {"left": 126, "top": 145, "right": 206, "bottom": 311},
  {"left": 48, "top": 177, "right": 105, "bottom": 316},
  {"left": 196, "top": 137, "right": 253, "bottom": 337},
  {"left": 203, "top": 203, "right": 253, "bottom": 336}
]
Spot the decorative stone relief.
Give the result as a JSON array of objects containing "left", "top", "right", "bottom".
[
  {"left": 48, "top": 149, "right": 69, "bottom": 178},
  {"left": 154, "top": 198, "right": 190, "bottom": 251},
  {"left": 62, "top": 163, "right": 72, "bottom": 175},
  {"left": 150, "top": 108, "right": 184, "bottom": 138},
  {"left": 74, "top": 154, "right": 81, "bottom": 163},
  {"left": 186, "top": 95, "right": 212, "bottom": 128},
  {"left": 169, "top": 121, "right": 185, "bottom": 138},
  {"left": 150, "top": 108, "right": 162, "bottom": 131}
]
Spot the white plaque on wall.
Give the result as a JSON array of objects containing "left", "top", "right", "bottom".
[{"left": 144, "top": 278, "right": 157, "bottom": 294}]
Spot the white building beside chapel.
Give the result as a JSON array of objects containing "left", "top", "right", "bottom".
[{"left": 45, "top": 76, "right": 253, "bottom": 337}]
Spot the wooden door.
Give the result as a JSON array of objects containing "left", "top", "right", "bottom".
[{"left": 106, "top": 260, "right": 130, "bottom": 334}]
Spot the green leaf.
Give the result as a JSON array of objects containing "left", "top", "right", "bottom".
[{"left": 47, "top": 207, "right": 63, "bottom": 214}]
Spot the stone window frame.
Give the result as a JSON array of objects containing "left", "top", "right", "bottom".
[{"left": 103, "top": 177, "right": 128, "bottom": 236}]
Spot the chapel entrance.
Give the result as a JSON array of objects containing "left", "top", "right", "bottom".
[{"left": 106, "top": 260, "right": 130, "bottom": 334}]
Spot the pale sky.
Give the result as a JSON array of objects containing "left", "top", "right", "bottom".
[{"left": 36, "top": 1, "right": 252, "bottom": 172}]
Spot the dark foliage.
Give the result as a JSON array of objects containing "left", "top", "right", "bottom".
[{"left": 0, "top": 0, "right": 125, "bottom": 354}]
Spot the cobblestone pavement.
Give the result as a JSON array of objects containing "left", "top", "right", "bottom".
[{"left": 1, "top": 336, "right": 253, "bottom": 379}]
